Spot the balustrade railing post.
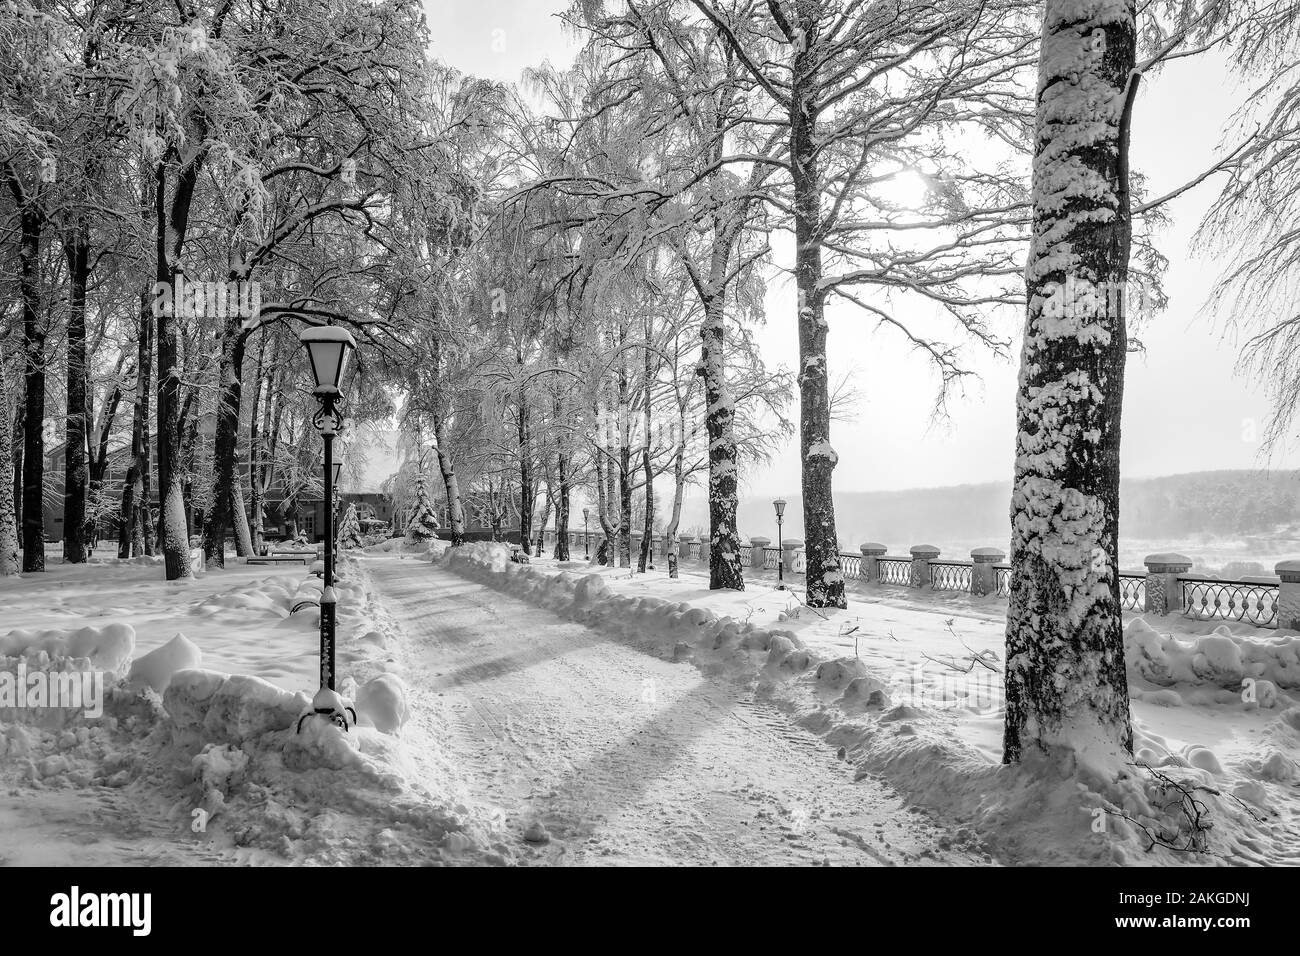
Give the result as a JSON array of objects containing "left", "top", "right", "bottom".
[
  {"left": 749, "top": 536, "right": 771, "bottom": 569},
  {"left": 781, "top": 538, "right": 804, "bottom": 576},
  {"left": 909, "top": 544, "right": 940, "bottom": 588},
  {"left": 1143, "top": 553, "right": 1192, "bottom": 615},
  {"left": 970, "top": 547, "right": 1006, "bottom": 596},
  {"left": 860, "top": 543, "right": 887, "bottom": 582},
  {"left": 1275, "top": 561, "right": 1300, "bottom": 630}
]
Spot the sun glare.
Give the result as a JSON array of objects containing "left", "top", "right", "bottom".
[{"left": 879, "top": 167, "right": 931, "bottom": 210}]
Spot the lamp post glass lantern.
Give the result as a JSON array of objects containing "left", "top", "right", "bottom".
[
  {"left": 773, "top": 499, "right": 786, "bottom": 588},
  {"left": 298, "top": 325, "right": 356, "bottom": 733}
]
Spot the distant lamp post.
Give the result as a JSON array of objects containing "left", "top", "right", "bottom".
[
  {"left": 298, "top": 326, "right": 357, "bottom": 733},
  {"left": 583, "top": 508, "right": 590, "bottom": 558},
  {"left": 773, "top": 498, "right": 787, "bottom": 589},
  {"left": 321, "top": 451, "right": 343, "bottom": 547}
]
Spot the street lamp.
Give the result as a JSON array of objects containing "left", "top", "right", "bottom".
[
  {"left": 583, "top": 507, "right": 590, "bottom": 558},
  {"left": 773, "top": 498, "right": 787, "bottom": 589},
  {"left": 298, "top": 325, "right": 356, "bottom": 733}
]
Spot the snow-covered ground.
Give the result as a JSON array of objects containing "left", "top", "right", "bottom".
[
  {"left": 445, "top": 546, "right": 1300, "bottom": 865},
  {"left": 3, "top": 540, "right": 1298, "bottom": 866},
  {"left": 0, "top": 544, "right": 516, "bottom": 866}
]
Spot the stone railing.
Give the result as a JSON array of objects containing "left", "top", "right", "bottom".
[{"left": 537, "top": 529, "right": 1289, "bottom": 631}]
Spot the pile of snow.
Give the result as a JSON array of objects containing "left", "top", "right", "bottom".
[
  {"left": 0, "top": 559, "right": 514, "bottom": 865},
  {"left": 1125, "top": 618, "right": 1300, "bottom": 692},
  {"left": 127, "top": 634, "right": 202, "bottom": 693},
  {"left": 355, "top": 674, "right": 411, "bottom": 735},
  {"left": 363, "top": 538, "right": 448, "bottom": 560},
  {"left": 1, "top": 622, "right": 135, "bottom": 673}
]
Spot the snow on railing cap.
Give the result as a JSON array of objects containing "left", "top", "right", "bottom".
[
  {"left": 299, "top": 325, "right": 357, "bottom": 346},
  {"left": 1144, "top": 552, "right": 1192, "bottom": 569},
  {"left": 860, "top": 543, "right": 887, "bottom": 554},
  {"left": 1274, "top": 559, "right": 1300, "bottom": 579},
  {"left": 781, "top": 538, "right": 804, "bottom": 548},
  {"left": 910, "top": 544, "right": 940, "bottom": 556},
  {"left": 971, "top": 547, "right": 1006, "bottom": 562}
]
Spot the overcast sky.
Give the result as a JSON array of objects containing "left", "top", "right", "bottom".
[{"left": 426, "top": 1, "right": 1298, "bottom": 498}]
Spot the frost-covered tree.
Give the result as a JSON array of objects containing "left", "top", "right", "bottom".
[
  {"left": 337, "top": 502, "right": 363, "bottom": 550},
  {"left": 404, "top": 473, "right": 439, "bottom": 544},
  {"left": 1002, "top": 0, "right": 1138, "bottom": 766}
]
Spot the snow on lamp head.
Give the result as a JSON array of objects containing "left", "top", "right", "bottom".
[{"left": 300, "top": 325, "right": 355, "bottom": 395}]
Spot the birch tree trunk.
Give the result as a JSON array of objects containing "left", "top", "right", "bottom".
[
  {"left": 1003, "top": 0, "right": 1136, "bottom": 766},
  {"left": 429, "top": 334, "right": 465, "bottom": 546},
  {"left": 156, "top": 152, "right": 200, "bottom": 580}
]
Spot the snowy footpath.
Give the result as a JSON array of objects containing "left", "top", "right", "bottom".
[{"left": 368, "top": 556, "right": 986, "bottom": 865}]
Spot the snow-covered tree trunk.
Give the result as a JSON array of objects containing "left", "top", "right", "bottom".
[
  {"left": 665, "top": 400, "right": 687, "bottom": 580},
  {"left": 533, "top": 491, "right": 550, "bottom": 556},
  {"left": 517, "top": 378, "right": 533, "bottom": 548},
  {"left": 616, "top": 349, "right": 633, "bottom": 568},
  {"left": 554, "top": 413, "right": 571, "bottom": 560},
  {"left": 203, "top": 318, "right": 250, "bottom": 567},
  {"left": 156, "top": 159, "right": 194, "bottom": 581},
  {"left": 639, "top": 334, "right": 655, "bottom": 573},
  {"left": 790, "top": 23, "right": 845, "bottom": 609},
  {"left": 63, "top": 231, "right": 90, "bottom": 564},
  {"left": 428, "top": 333, "right": 465, "bottom": 547},
  {"left": 0, "top": 343, "right": 18, "bottom": 575},
  {"left": 1003, "top": 0, "right": 1136, "bottom": 766},
  {"left": 18, "top": 206, "right": 45, "bottom": 573},
  {"left": 701, "top": 294, "right": 744, "bottom": 590}
]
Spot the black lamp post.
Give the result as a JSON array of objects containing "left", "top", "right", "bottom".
[
  {"left": 297, "top": 326, "right": 357, "bottom": 733},
  {"left": 773, "top": 498, "right": 786, "bottom": 589},
  {"left": 583, "top": 507, "right": 590, "bottom": 558}
]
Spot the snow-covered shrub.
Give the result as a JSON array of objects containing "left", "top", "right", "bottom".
[
  {"left": 338, "top": 503, "right": 364, "bottom": 550},
  {"left": 404, "top": 473, "right": 439, "bottom": 544}
]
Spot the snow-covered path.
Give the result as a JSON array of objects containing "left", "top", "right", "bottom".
[{"left": 368, "top": 556, "right": 987, "bottom": 866}]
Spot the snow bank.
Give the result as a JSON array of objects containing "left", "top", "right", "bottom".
[
  {"left": 442, "top": 543, "right": 810, "bottom": 683},
  {"left": 1, "top": 622, "right": 135, "bottom": 672},
  {"left": 1126, "top": 618, "right": 1300, "bottom": 692},
  {"left": 363, "top": 537, "right": 448, "bottom": 561},
  {"left": 0, "top": 560, "right": 514, "bottom": 866}
]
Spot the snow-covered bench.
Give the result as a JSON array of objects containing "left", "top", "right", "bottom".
[{"left": 246, "top": 554, "right": 312, "bottom": 566}]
